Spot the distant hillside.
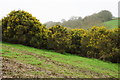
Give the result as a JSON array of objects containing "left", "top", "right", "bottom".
[
  {"left": 45, "top": 10, "right": 113, "bottom": 29},
  {"left": 103, "top": 19, "right": 119, "bottom": 29},
  {"left": 1, "top": 42, "right": 119, "bottom": 78}
]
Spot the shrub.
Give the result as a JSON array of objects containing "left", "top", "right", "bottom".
[
  {"left": 70, "top": 28, "right": 86, "bottom": 55},
  {"left": 2, "top": 10, "right": 47, "bottom": 48},
  {"left": 47, "top": 25, "right": 71, "bottom": 53},
  {"left": 81, "top": 26, "right": 120, "bottom": 62},
  {"left": 2, "top": 10, "right": 119, "bottom": 63}
]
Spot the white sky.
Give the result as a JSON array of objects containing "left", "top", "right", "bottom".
[{"left": 0, "top": 0, "right": 119, "bottom": 23}]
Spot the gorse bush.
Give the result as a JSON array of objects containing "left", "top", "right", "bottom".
[
  {"left": 70, "top": 29, "right": 86, "bottom": 55},
  {"left": 2, "top": 10, "right": 119, "bottom": 63},
  {"left": 47, "top": 25, "right": 72, "bottom": 53},
  {"left": 81, "top": 27, "right": 120, "bottom": 62},
  {"left": 2, "top": 10, "right": 48, "bottom": 48}
]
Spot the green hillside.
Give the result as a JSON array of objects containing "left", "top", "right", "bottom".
[
  {"left": 104, "top": 19, "right": 119, "bottom": 29},
  {"left": 1, "top": 42, "right": 119, "bottom": 78}
]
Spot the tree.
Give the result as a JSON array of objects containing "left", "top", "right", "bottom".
[
  {"left": 69, "top": 16, "right": 79, "bottom": 20},
  {"left": 61, "top": 19, "right": 66, "bottom": 23},
  {"left": 97, "top": 10, "right": 113, "bottom": 22}
]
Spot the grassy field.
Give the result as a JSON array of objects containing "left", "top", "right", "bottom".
[
  {"left": 103, "top": 19, "right": 119, "bottom": 29},
  {"left": 0, "top": 42, "right": 119, "bottom": 78}
]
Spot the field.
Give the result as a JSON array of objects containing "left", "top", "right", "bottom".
[
  {"left": 1, "top": 42, "right": 119, "bottom": 78},
  {"left": 103, "top": 19, "right": 119, "bottom": 29}
]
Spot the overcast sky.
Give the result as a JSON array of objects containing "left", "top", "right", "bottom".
[{"left": 0, "top": 0, "right": 119, "bottom": 23}]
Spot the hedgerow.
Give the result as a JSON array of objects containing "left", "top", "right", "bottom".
[
  {"left": 2, "top": 10, "right": 119, "bottom": 63},
  {"left": 47, "top": 25, "right": 72, "bottom": 53}
]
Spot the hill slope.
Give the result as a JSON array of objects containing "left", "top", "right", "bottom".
[
  {"left": 103, "top": 19, "right": 119, "bottom": 29},
  {"left": 1, "top": 42, "right": 119, "bottom": 78}
]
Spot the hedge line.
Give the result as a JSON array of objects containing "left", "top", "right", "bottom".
[{"left": 2, "top": 10, "right": 120, "bottom": 63}]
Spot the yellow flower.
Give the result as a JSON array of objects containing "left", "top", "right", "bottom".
[{"left": 7, "top": 26, "right": 10, "bottom": 29}]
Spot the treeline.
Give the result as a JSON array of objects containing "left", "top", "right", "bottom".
[
  {"left": 45, "top": 10, "right": 113, "bottom": 29},
  {"left": 2, "top": 10, "right": 120, "bottom": 63}
]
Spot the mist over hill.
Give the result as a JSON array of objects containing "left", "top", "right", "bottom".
[{"left": 44, "top": 10, "right": 113, "bottom": 29}]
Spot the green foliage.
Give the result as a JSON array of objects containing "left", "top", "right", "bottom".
[
  {"left": 2, "top": 10, "right": 48, "bottom": 48},
  {"left": 2, "top": 10, "right": 119, "bottom": 63},
  {"left": 97, "top": 10, "right": 112, "bottom": 22},
  {"left": 81, "top": 26, "right": 120, "bottom": 62},
  {"left": 70, "top": 29, "right": 86, "bottom": 55},
  {"left": 47, "top": 25, "right": 71, "bottom": 53}
]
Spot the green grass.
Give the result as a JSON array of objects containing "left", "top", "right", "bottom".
[
  {"left": 104, "top": 19, "right": 119, "bottom": 29},
  {"left": 1, "top": 42, "right": 119, "bottom": 78}
]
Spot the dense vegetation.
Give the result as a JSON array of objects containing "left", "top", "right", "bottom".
[
  {"left": 2, "top": 10, "right": 48, "bottom": 48},
  {"left": 2, "top": 10, "right": 120, "bottom": 63}
]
